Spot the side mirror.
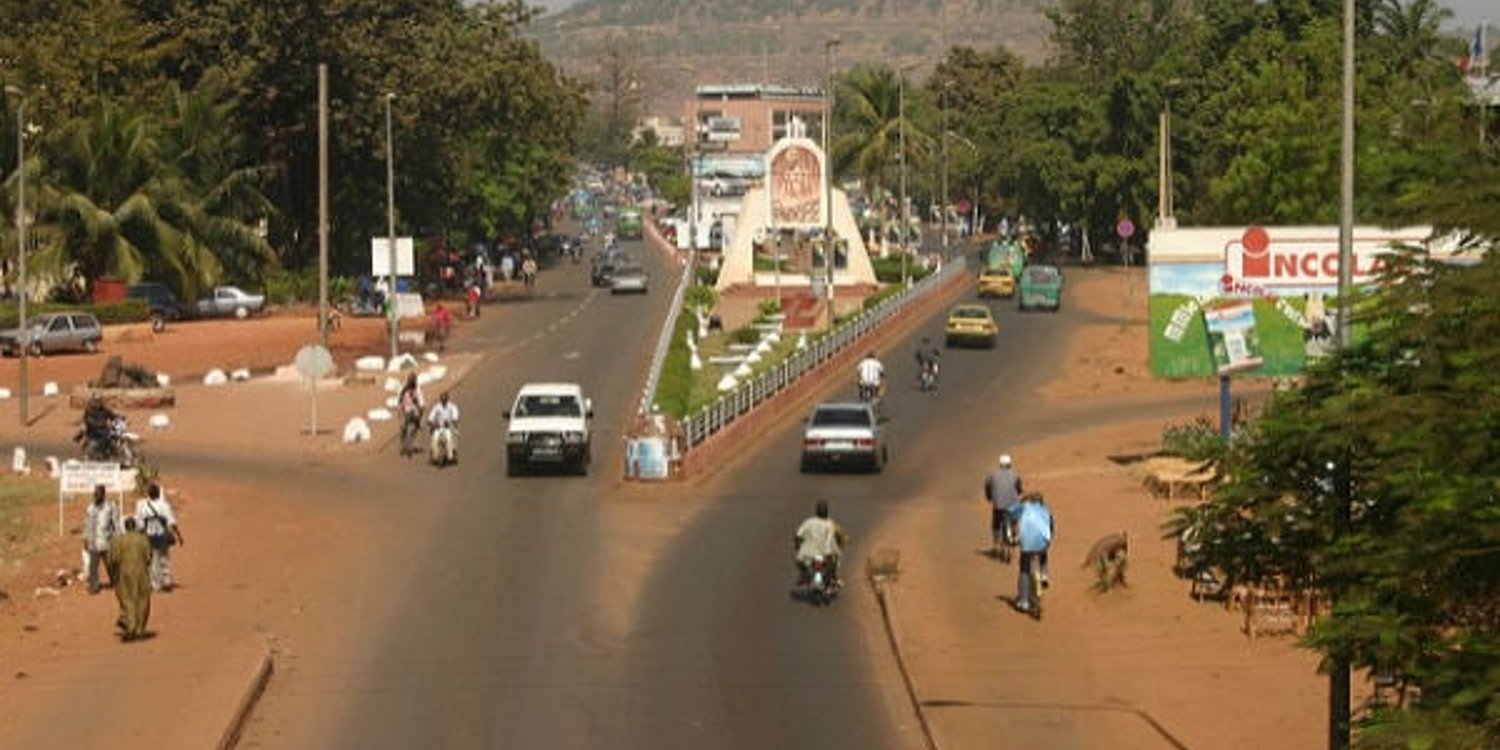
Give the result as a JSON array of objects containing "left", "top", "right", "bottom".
[{"left": 584, "top": 398, "right": 594, "bottom": 418}]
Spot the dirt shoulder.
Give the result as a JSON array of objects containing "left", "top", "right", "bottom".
[
  {"left": 0, "top": 309, "right": 480, "bottom": 749},
  {"left": 865, "top": 267, "right": 1332, "bottom": 750}
]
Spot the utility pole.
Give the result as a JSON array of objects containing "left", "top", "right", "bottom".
[
  {"left": 384, "top": 93, "right": 398, "bottom": 361},
  {"left": 941, "top": 81, "right": 951, "bottom": 259},
  {"left": 6, "top": 86, "right": 28, "bottom": 426},
  {"left": 318, "top": 65, "right": 330, "bottom": 350},
  {"left": 823, "top": 37, "right": 840, "bottom": 330}
]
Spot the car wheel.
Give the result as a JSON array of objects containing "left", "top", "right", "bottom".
[
  {"left": 800, "top": 455, "right": 813, "bottom": 473},
  {"left": 507, "top": 460, "right": 523, "bottom": 477},
  {"left": 234, "top": 306, "right": 249, "bottom": 319},
  {"left": 84, "top": 338, "right": 99, "bottom": 353},
  {"left": 27, "top": 341, "right": 42, "bottom": 357},
  {"left": 150, "top": 313, "right": 166, "bottom": 333}
]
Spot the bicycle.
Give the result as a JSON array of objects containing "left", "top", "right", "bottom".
[{"left": 1019, "top": 549, "right": 1047, "bottom": 620}]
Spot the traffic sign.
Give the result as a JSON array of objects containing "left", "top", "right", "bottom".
[{"left": 1116, "top": 218, "right": 1136, "bottom": 239}]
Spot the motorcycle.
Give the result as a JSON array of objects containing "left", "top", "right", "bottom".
[
  {"left": 918, "top": 360, "right": 939, "bottom": 391},
  {"left": 797, "top": 556, "right": 842, "bottom": 606},
  {"left": 429, "top": 424, "right": 458, "bottom": 467},
  {"left": 76, "top": 416, "right": 139, "bottom": 465}
]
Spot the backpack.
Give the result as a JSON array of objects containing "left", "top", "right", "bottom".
[{"left": 143, "top": 505, "right": 171, "bottom": 548}]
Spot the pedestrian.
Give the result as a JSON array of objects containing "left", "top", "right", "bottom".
[
  {"left": 1008, "top": 491, "right": 1055, "bottom": 615},
  {"left": 82, "top": 484, "right": 119, "bottom": 594},
  {"left": 107, "top": 517, "right": 152, "bottom": 641},
  {"left": 398, "top": 372, "right": 425, "bottom": 456},
  {"left": 466, "top": 282, "right": 482, "bottom": 318},
  {"left": 135, "top": 483, "right": 185, "bottom": 592}
]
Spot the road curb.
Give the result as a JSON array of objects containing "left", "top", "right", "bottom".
[
  {"left": 217, "top": 643, "right": 275, "bottom": 750},
  {"left": 872, "top": 577, "right": 942, "bottom": 750}
]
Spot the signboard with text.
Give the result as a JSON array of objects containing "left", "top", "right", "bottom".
[
  {"left": 765, "top": 138, "right": 825, "bottom": 229},
  {"left": 1147, "top": 225, "right": 1461, "bottom": 378}
]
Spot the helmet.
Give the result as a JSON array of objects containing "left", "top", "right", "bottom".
[
  {"left": 999, "top": 454, "right": 1012, "bottom": 468},
  {"left": 815, "top": 500, "right": 829, "bottom": 519}
]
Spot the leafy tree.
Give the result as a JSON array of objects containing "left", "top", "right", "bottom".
[{"left": 1173, "top": 248, "right": 1500, "bottom": 748}]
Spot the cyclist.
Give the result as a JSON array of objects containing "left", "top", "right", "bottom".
[
  {"left": 1008, "top": 491, "right": 1054, "bottom": 615},
  {"left": 984, "top": 454, "right": 1023, "bottom": 556}
]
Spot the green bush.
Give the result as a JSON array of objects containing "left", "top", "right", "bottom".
[
  {"left": 695, "top": 265, "right": 719, "bottom": 287},
  {"left": 1160, "top": 417, "right": 1228, "bottom": 462},
  {"left": 870, "top": 255, "right": 934, "bottom": 284},
  {"left": 862, "top": 283, "right": 904, "bottom": 311},
  {"left": 653, "top": 308, "right": 699, "bottom": 417},
  {"left": 0, "top": 300, "right": 149, "bottom": 328},
  {"left": 730, "top": 324, "right": 761, "bottom": 345},
  {"left": 685, "top": 284, "right": 718, "bottom": 311},
  {"left": 757, "top": 298, "right": 782, "bottom": 316},
  {"left": 264, "top": 268, "right": 320, "bottom": 306}
]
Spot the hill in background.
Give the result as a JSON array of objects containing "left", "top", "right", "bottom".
[{"left": 526, "top": 0, "right": 1053, "bottom": 114}]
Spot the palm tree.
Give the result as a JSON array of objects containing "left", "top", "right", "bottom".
[
  {"left": 36, "top": 92, "right": 274, "bottom": 302},
  {"left": 832, "top": 64, "right": 922, "bottom": 240}
]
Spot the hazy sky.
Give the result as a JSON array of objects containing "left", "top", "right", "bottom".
[{"left": 524, "top": 0, "right": 1490, "bottom": 31}]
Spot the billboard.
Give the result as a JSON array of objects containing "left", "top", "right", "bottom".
[{"left": 1148, "top": 226, "right": 1457, "bottom": 378}]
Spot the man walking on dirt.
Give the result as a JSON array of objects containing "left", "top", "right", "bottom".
[
  {"left": 107, "top": 517, "right": 152, "bottom": 641},
  {"left": 83, "top": 484, "right": 118, "bottom": 594}
]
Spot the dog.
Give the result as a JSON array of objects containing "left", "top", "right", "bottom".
[{"left": 1083, "top": 532, "right": 1129, "bottom": 591}]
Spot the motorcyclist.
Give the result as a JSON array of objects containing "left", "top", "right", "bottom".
[
  {"left": 80, "top": 395, "right": 119, "bottom": 454},
  {"left": 794, "top": 500, "right": 849, "bottom": 587},
  {"left": 426, "top": 391, "right": 460, "bottom": 464},
  {"left": 984, "top": 453, "right": 1024, "bottom": 556},
  {"left": 856, "top": 351, "right": 885, "bottom": 402},
  {"left": 914, "top": 337, "right": 941, "bottom": 387}
]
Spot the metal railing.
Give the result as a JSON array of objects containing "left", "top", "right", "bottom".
[
  {"left": 669, "top": 260, "right": 963, "bottom": 449},
  {"left": 638, "top": 253, "right": 694, "bottom": 415}
]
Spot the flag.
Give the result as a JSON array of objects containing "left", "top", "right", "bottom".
[{"left": 1466, "top": 22, "right": 1488, "bottom": 78}]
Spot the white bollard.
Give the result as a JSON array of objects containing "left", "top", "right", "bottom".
[
  {"left": 342, "top": 417, "right": 372, "bottom": 443},
  {"left": 203, "top": 369, "right": 229, "bottom": 386}
]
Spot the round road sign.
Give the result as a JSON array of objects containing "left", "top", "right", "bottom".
[{"left": 1116, "top": 218, "right": 1136, "bottom": 239}]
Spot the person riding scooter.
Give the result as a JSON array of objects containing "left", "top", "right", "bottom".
[
  {"left": 794, "top": 500, "right": 848, "bottom": 589},
  {"left": 856, "top": 351, "right": 885, "bottom": 403},
  {"left": 914, "top": 337, "right": 941, "bottom": 390},
  {"left": 427, "top": 391, "right": 460, "bottom": 465}
]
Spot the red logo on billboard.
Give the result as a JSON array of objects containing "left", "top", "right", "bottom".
[{"left": 1241, "top": 227, "right": 1271, "bottom": 277}]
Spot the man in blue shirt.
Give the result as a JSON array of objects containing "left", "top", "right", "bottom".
[{"left": 1008, "top": 492, "right": 1054, "bottom": 614}]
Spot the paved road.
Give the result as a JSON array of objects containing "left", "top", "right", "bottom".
[{"left": 232, "top": 239, "right": 1103, "bottom": 748}]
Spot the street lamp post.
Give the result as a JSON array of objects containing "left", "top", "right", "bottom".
[
  {"left": 941, "top": 81, "right": 951, "bottom": 259},
  {"left": 823, "top": 37, "right": 840, "bottom": 330},
  {"left": 384, "top": 93, "right": 398, "bottom": 361},
  {"left": 898, "top": 66, "right": 909, "bottom": 287},
  {"left": 1157, "top": 78, "right": 1181, "bottom": 229},
  {"left": 946, "top": 130, "right": 980, "bottom": 244},
  {"left": 6, "top": 85, "right": 28, "bottom": 426}
]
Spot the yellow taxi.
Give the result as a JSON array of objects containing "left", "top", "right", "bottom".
[
  {"left": 977, "top": 267, "right": 1016, "bottom": 298},
  {"left": 944, "top": 304, "right": 998, "bottom": 348}
]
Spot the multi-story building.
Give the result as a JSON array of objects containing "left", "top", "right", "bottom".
[{"left": 682, "top": 84, "right": 829, "bottom": 252}]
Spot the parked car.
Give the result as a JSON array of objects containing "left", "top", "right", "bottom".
[
  {"left": 976, "top": 267, "right": 1017, "bottom": 298},
  {"left": 1018, "top": 265, "right": 1064, "bottom": 311},
  {"left": 609, "top": 263, "right": 648, "bottom": 294},
  {"left": 944, "top": 304, "right": 998, "bottom": 348},
  {"left": 504, "top": 382, "right": 594, "bottom": 476},
  {"left": 126, "top": 282, "right": 186, "bottom": 331},
  {"left": 195, "top": 286, "right": 266, "bottom": 319},
  {"left": 0, "top": 312, "right": 103, "bottom": 357},
  {"left": 800, "top": 401, "right": 887, "bottom": 473}
]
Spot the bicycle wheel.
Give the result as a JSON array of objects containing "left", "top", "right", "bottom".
[{"left": 1030, "top": 567, "right": 1044, "bottom": 620}]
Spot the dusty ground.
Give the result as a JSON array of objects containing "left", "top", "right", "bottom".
[
  {"left": 868, "top": 267, "right": 1345, "bottom": 750},
  {"left": 0, "top": 271, "right": 1341, "bottom": 749}
]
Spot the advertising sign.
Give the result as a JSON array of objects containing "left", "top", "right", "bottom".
[
  {"left": 1147, "top": 225, "right": 1456, "bottom": 378},
  {"left": 765, "top": 138, "right": 825, "bottom": 229},
  {"left": 705, "top": 115, "right": 742, "bottom": 143},
  {"left": 1202, "top": 299, "right": 1263, "bottom": 375}
]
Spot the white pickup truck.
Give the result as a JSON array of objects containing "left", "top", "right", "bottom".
[{"left": 503, "top": 383, "right": 593, "bottom": 475}]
